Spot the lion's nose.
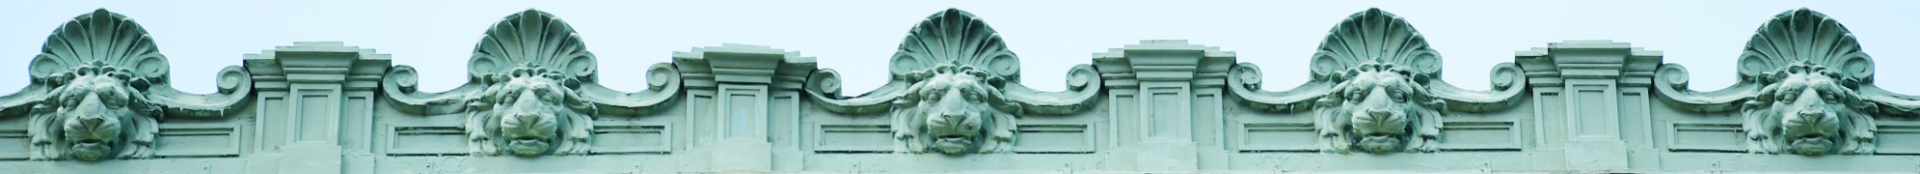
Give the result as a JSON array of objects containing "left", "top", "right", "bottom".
[
  {"left": 1798, "top": 109, "right": 1826, "bottom": 118},
  {"left": 942, "top": 114, "right": 965, "bottom": 124},
  {"left": 1367, "top": 109, "right": 1393, "bottom": 118},
  {"left": 78, "top": 116, "right": 107, "bottom": 126}
]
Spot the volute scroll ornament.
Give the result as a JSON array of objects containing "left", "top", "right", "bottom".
[
  {"left": 0, "top": 9, "right": 255, "bottom": 161},
  {"left": 380, "top": 9, "right": 683, "bottom": 157},
  {"left": 1653, "top": 8, "right": 1919, "bottom": 155},
  {"left": 1225, "top": 8, "right": 1527, "bottom": 154},
  {"left": 802, "top": 8, "right": 1104, "bottom": 156}
]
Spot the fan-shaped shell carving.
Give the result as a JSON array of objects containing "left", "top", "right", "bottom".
[
  {"left": 1735, "top": 9, "right": 1872, "bottom": 84},
  {"left": 1310, "top": 9, "right": 1442, "bottom": 81},
  {"left": 890, "top": 9, "right": 1020, "bottom": 81},
  {"left": 469, "top": 10, "right": 598, "bottom": 83},
  {"left": 30, "top": 9, "right": 169, "bottom": 82}
]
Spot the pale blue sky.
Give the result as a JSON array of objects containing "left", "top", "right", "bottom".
[{"left": 1, "top": 0, "right": 1917, "bottom": 96}]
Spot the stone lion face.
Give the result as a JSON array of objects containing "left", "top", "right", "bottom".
[
  {"left": 1341, "top": 70, "right": 1417, "bottom": 153},
  {"left": 50, "top": 69, "right": 142, "bottom": 161},
  {"left": 1759, "top": 72, "right": 1851, "bottom": 155},
  {"left": 913, "top": 73, "right": 993, "bottom": 155},
  {"left": 481, "top": 69, "right": 575, "bottom": 157},
  {"left": 1316, "top": 63, "right": 1442, "bottom": 154}
]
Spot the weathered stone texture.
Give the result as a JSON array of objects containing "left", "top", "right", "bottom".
[{"left": 0, "top": 7, "right": 1915, "bottom": 173}]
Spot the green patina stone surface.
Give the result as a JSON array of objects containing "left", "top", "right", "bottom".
[{"left": 0, "top": 7, "right": 1915, "bottom": 173}]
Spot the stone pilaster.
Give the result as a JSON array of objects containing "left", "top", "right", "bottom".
[
  {"left": 1092, "top": 40, "right": 1236, "bottom": 171},
  {"left": 673, "top": 44, "right": 816, "bottom": 172},
  {"left": 1514, "top": 40, "right": 1662, "bottom": 170},
  {"left": 241, "top": 42, "right": 391, "bottom": 174}
]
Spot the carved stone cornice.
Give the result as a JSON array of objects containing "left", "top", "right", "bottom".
[
  {"left": 1513, "top": 40, "right": 1664, "bottom": 87},
  {"left": 1091, "top": 40, "right": 1237, "bottom": 88},
  {"left": 243, "top": 42, "right": 392, "bottom": 91},
  {"left": 673, "top": 43, "right": 817, "bottom": 90}
]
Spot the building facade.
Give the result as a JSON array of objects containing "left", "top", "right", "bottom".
[{"left": 0, "top": 7, "right": 1916, "bottom": 173}]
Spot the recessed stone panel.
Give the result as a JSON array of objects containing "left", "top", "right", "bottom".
[
  {"left": 1239, "top": 123, "right": 1315, "bottom": 152},
  {"left": 1668, "top": 123, "right": 1743, "bottom": 152},
  {"left": 1013, "top": 124, "right": 1093, "bottom": 153},
  {"left": 813, "top": 124, "right": 891, "bottom": 153},
  {"left": 386, "top": 126, "right": 466, "bottom": 156},
  {"left": 153, "top": 124, "right": 241, "bottom": 157},
  {"left": 589, "top": 123, "right": 670, "bottom": 154}
]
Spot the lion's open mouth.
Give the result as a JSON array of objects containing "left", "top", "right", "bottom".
[
  {"left": 506, "top": 136, "right": 551, "bottom": 157},
  {"left": 1789, "top": 134, "right": 1833, "bottom": 155},
  {"left": 69, "top": 138, "right": 113, "bottom": 161},
  {"left": 75, "top": 139, "right": 105, "bottom": 145}
]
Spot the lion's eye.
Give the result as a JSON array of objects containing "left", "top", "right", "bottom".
[
  {"left": 1386, "top": 89, "right": 1406, "bottom": 102},
  {"left": 97, "top": 91, "right": 124, "bottom": 109}
]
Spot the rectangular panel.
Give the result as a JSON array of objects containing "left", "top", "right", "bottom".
[
  {"left": 1192, "top": 94, "right": 1219, "bottom": 146},
  {"left": 689, "top": 94, "right": 713, "bottom": 146},
  {"left": 1239, "top": 123, "right": 1315, "bottom": 152},
  {"left": 1570, "top": 87, "right": 1617, "bottom": 140},
  {"left": 1151, "top": 92, "right": 1179, "bottom": 138},
  {"left": 771, "top": 96, "right": 796, "bottom": 146},
  {"left": 0, "top": 129, "right": 27, "bottom": 159},
  {"left": 726, "top": 94, "right": 757, "bottom": 138},
  {"left": 1112, "top": 94, "right": 1137, "bottom": 147},
  {"left": 153, "top": 124, "right": 241, "bottom": 157},
  {"left": 1014, "top": 124, "right": 1093, "bottom": 153},
  {"left": 1667, "top": 123, "right": 1743, "bottom": 152},
  {"left": 813, "top": 124, "right": 891, "bottom": 153},
  {"left": 590, "top": 123, "right": 671, "bottom": 154},
  {"left": 1439, "top": 121, "right": 1521, "bottom": 151},
  {"left": 385, "top": 126, "right": 466, "bottom": 155},
  {"left": 297, "top": 93, "right": 332, "bottom": 143},
  {"left": 342, "top": 97, "right": 369, "bottom": 150},
  {"left": 1875, "top": 124, "right": 1920, "bottom": 155},
  {"left": 259, "top": 96, "right": 286, "bottom": 151}
]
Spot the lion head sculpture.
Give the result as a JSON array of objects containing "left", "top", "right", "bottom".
[
  {"left": 2, "top": 9, "right": 254, "bottom": 161},
  {"left": 1652, "top": 9, "right": 1906, "bottom": 156},
  {"left": 33, "top": 62, "right": 164, "bottom": 161},
  {"left": 464, "top": 66, "right": 597, "bottom": 157},
  {"left": 1225, "top": 8, "right": 1527, "bottom": 154},
  {"left": 383, "top": 10, "right": 683, "bottom": 157},
  {"left": 892, "top": 63, "right": 1019, "bottom": 155},
  {"left": 1314, "top": 62, "right": 1446, "bottom": 154},
  {"left": 1740, "top": 61, "right": 1875, "bottom": 155},
  {"left": 804, "top": 9, "right": 1104, "bottom": 156}
]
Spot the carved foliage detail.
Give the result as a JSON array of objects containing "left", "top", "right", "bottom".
[
  {"left": 1226, "top": 8, "right": 1526, "bottom": 154},
  {"left": 1, "top": 9, "right": 254, "bottom": 161}
]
